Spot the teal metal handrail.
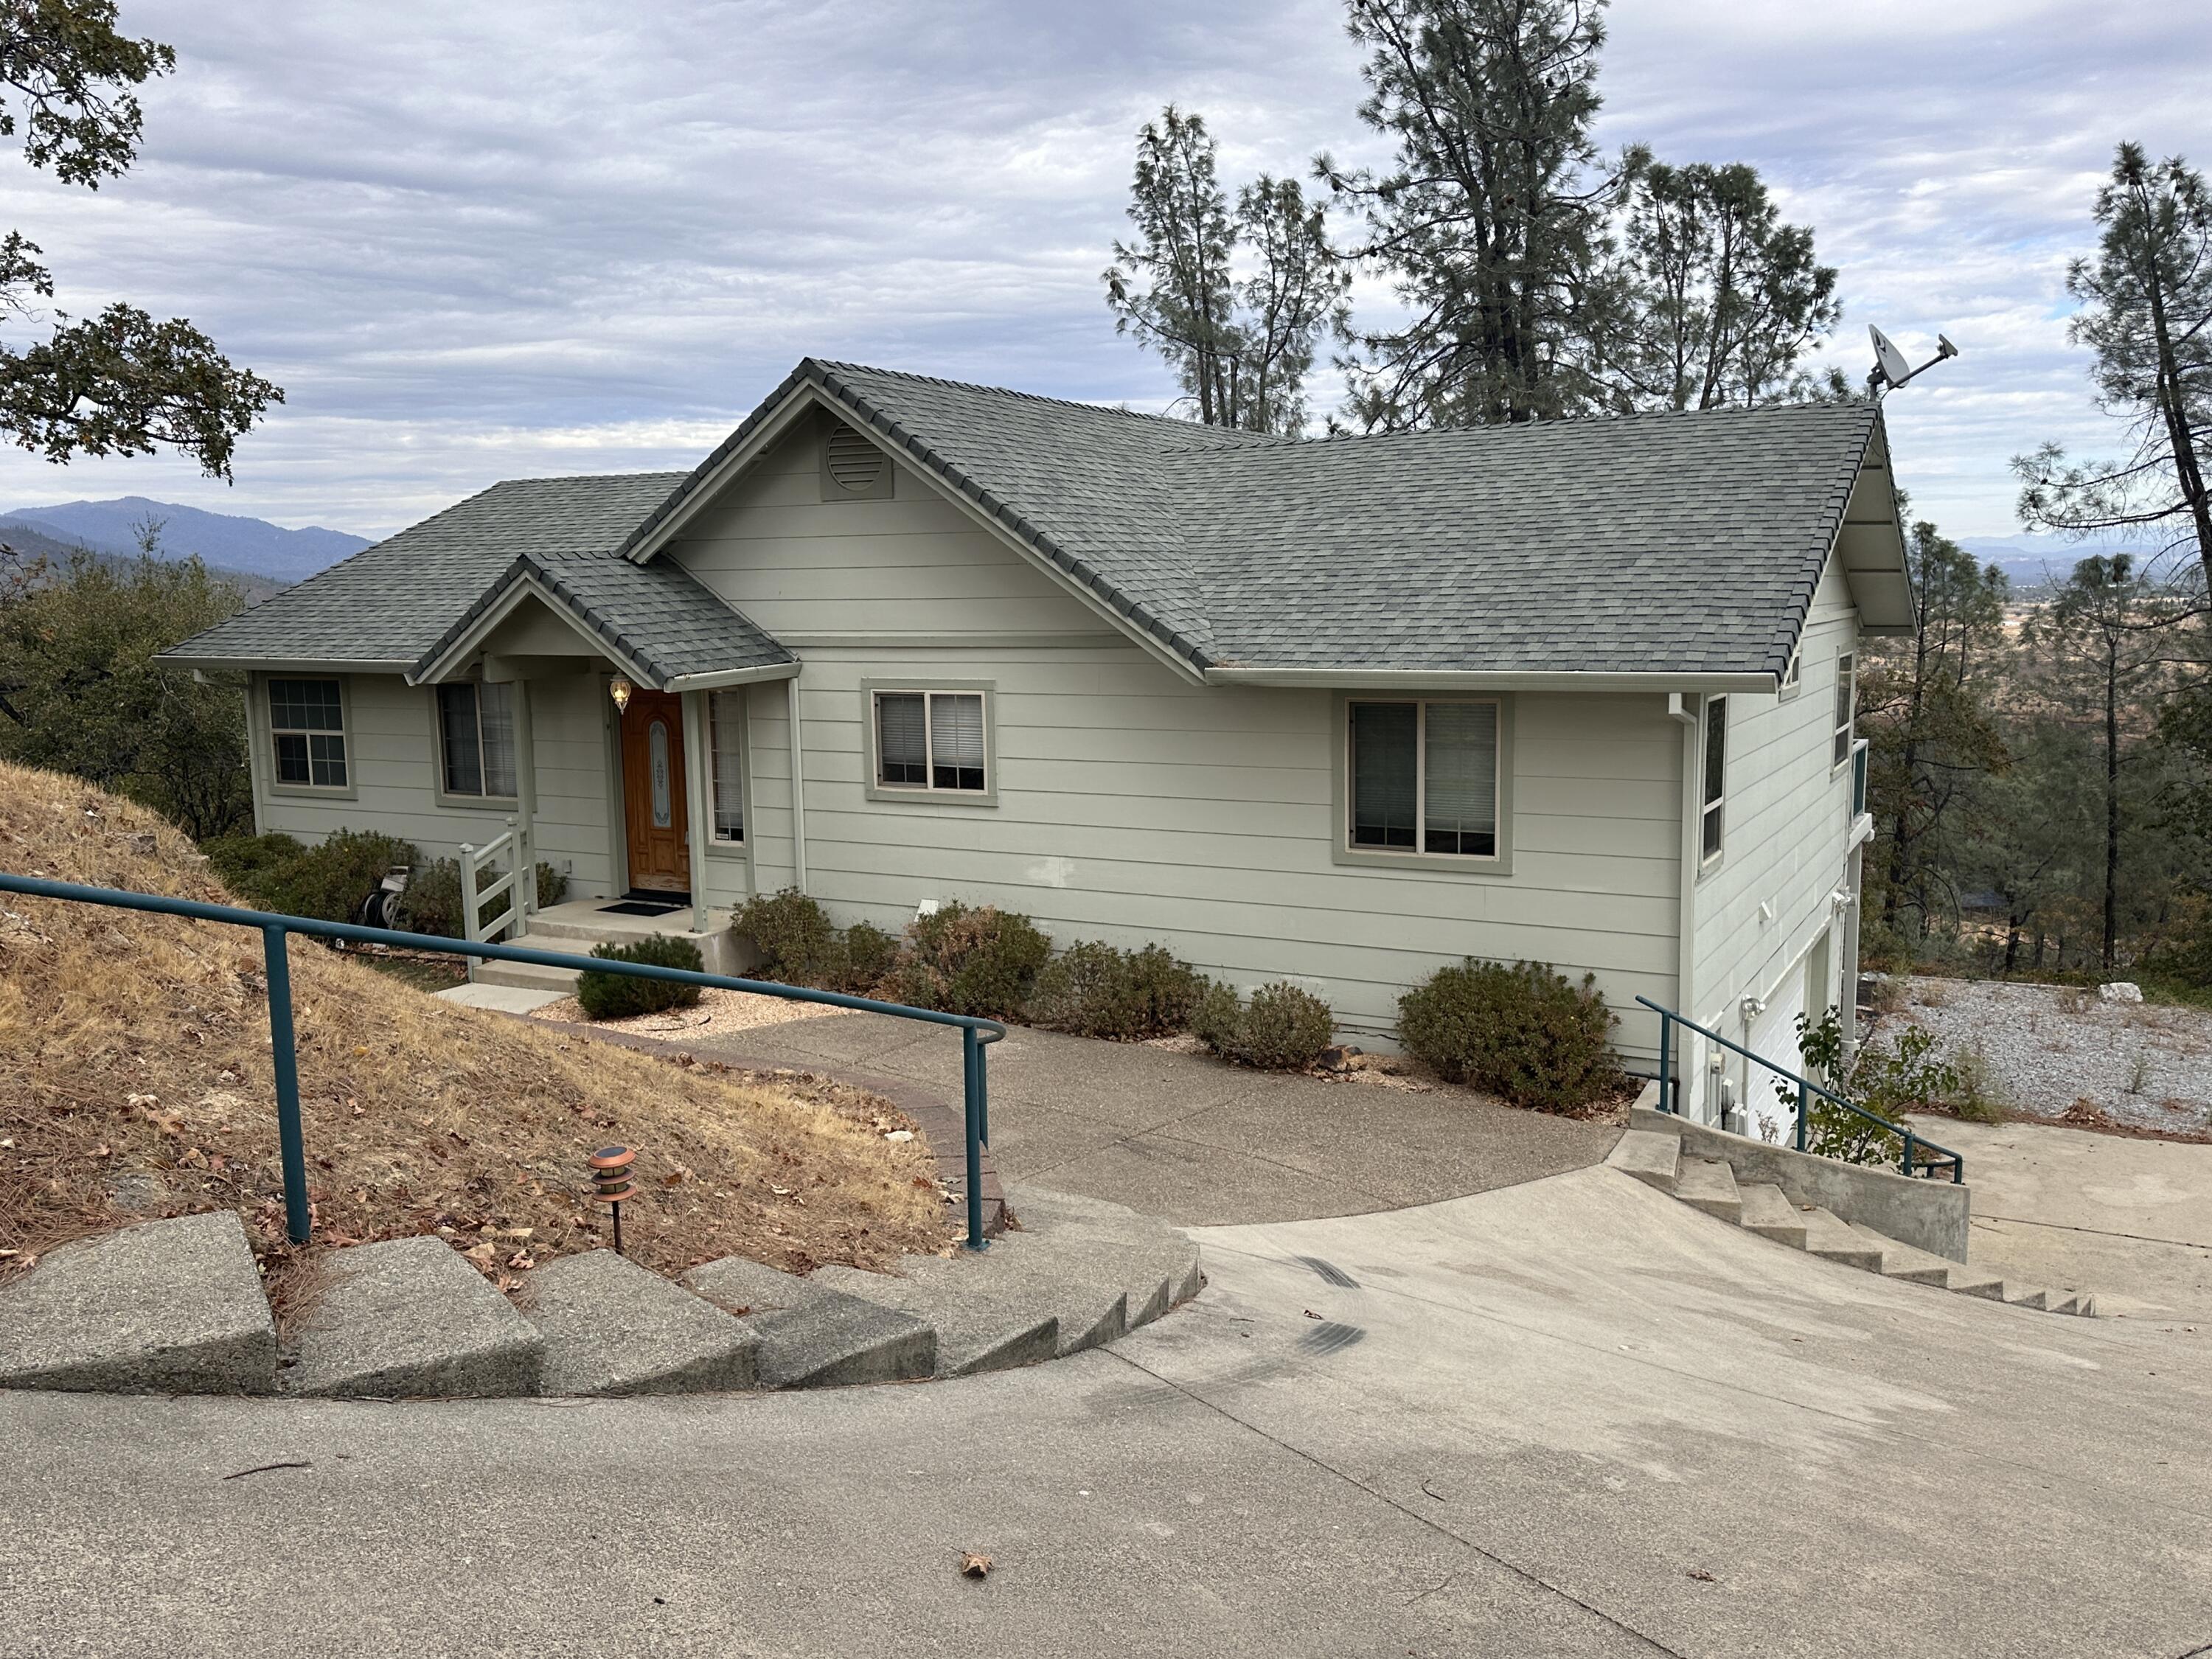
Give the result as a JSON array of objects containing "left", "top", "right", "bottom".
[
  {"left": 0, "top": 872, "right": 1006, "bottom": 1248},
  {"left": 1639, "top": 994, "right": 1962, "bottom": 1183}
]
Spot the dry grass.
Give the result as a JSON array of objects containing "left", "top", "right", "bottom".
[{"left": 0, "top": 762, "right": 951, "bottom": 1292}]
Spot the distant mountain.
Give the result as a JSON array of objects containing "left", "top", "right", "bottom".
[
  {"left": 0, "top": 517, "right": 291, "bottom": 605},
  {"left": 1956, "top": 535, "right": 2169, "bottom": 589},
  {"left": 0, "top": 495, "right": 368, "bottom": 582}
]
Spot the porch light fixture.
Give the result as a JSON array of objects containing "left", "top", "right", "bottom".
[{"left": 608, "top": 675, "right": 633, "bottom": 714}]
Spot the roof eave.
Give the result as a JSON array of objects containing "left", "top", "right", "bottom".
[{"left": 1202, "top": 667, "right": 1780, "bottom": 692}]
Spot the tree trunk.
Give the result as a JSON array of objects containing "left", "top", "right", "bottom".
[
  {"left": 2135, "top": 202, "right": 2212, "bottom": 600},
  {"left": 2103, "top": 633, "right": 2121, "bottom": 970}
]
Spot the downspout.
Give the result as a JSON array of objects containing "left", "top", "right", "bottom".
[
  {"left": 1668, "top": 692, "right": 1701, "bottom": 1120},
  {"left": 680, "top": 689, "right": 712, "bottom": 933},
  {"left": 787, "top": 673, "right": 808, "bottom": 895}
]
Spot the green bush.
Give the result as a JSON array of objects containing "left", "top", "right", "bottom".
[
  {"left": 575, "top": 933, "right": 705, "bottom": 1020},
  {"left": 1789, "top": 1008, "right": 1995, "bottom": 1161},
  {"left": 876, "top": 902, "right": 1051, "bottom": 1018},
  {"left": 203, "top": 832, "right": 306, "bottom": 893},
  {"left": 735, "top": 888, "right": 848, "bottom": 987},
  {"left": 1192, "top": 979, "right": 1336, "bottom": 1070},
  {"left": 841, "top": 920, "right": 900, "bottom": 994},
  {"left": 1029, "top": 939, "right": 1205, "bottom": 1039},
  {"left": 1397, "top": 959, "right": 1622, "bottom": 1113},
  {"left": 204, "top": 827, "right": 418, "bottom": 924}
]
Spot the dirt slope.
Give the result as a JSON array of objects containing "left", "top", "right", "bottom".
[{"left": 0, "top": 762, "right": 949, "bottom": 1287}]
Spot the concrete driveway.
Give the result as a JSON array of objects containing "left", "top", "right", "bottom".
[
  {"left": 675, "top": 1010, "right": 1619, "bottom": 1224},
  {"left": 7, "top": 1162, "right": 2205, "bottom": 1658}
]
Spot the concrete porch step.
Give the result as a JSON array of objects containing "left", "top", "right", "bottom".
[
  {"left": 470, "top": 945, "right": 582, "bottom": 992},
  {"left": 680, "top": 1256, "right": 936, "bottom": 1389},
  {"left": 1845, "top": 1222, "right": 1961, "bottom": 1287},
  {"left": 285, "top": 1235, "right": 543, "bottom": 1399},
  {"left": 1606, "top": 1127, "right": 1682, "bottom": 1193}
]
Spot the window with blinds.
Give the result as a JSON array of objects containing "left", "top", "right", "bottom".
[
  {"left": 437, "top": 682, "right": 517, "bottom": 799},
  {"left": 709, "top": 689, "right": 744, "bottom": 842},
  {"left": 874, "top": 689, "right": 988, "bottom": 794},
  {"left": 1349, "top": 699, "right": 1498, "bottom": 858},
  {"left": 1702, "top": 696, "right": 1728, "bottom": 863}
]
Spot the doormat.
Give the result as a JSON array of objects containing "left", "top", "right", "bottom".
[{"left": 599, "top": 898, "right": 686, "bottom": 917}]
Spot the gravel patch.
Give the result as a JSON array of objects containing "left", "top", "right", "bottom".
[
  {"left": 1883, "top": 977, "right": 2212, "bottom": 1134},
  {"left": 526, "top": 986, "right": 843, "bottom": 1040}
]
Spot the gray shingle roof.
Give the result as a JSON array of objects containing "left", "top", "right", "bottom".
[
  {"left": 753, "top": 362, "right": 1884, "bottom": 678},
  {"left": 169, "top": 358, "right": 1891, "bottom": 684},
  {"left": 162, "top": 471, "right": 788, "bottom": 684}
]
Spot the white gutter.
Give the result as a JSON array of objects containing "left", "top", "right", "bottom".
[
  {"left": 664, "top": 661, "right": 801, "bottom": 693},
  {"left": 1203, "top": 667, "right": 1780, "bottom": 693}
]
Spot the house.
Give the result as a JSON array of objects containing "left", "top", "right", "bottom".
[{"left": 163, "top": 359, "right": 1914, "bottom": 1123}]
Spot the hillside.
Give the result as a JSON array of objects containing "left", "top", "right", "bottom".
[
  {"left": 0, "top": 518, "right": 290, "bottom": 605},
  {"left": 0, "top": 762, "right": 947, "bottom": 1287},
  {"left": 1, "top": 496, "right": 368, "bottom": 582}
]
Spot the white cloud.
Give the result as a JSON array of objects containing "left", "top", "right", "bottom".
[{"left": 0, "top": 0, "right": 2198, "bottom": 539}]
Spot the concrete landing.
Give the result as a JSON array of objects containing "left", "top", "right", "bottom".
[
  {"left": 0, "top": 1211, "right": 276, "bottom": 1394},
  {"left": 434, "top": 981, "right": 565, "bottom": 1013},
  {"left": 285, "top": 1236, "right": 543, "bottom": 1398}
]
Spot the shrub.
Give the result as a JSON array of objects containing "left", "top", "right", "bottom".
[
  {"left": 1029, "top": 939, "right": 1205, "bottom": 1040},
  {"left": 1397, "top": 959, "right": 1622, "bottom": 1113},
  {"left": 576, "top": 933, "right": 705, "bottom": 1020},
  {"left": 841, "top": 920, "right": 900, "bottom": 994},
  {"left": 1788, "top": 1008, "right": 1991, "bottom": 1164},
  {"left": 735, "top": 888, "right": 848, "bottom": 987},
  {"left": 1193, "top": 979, "right": 1335, "bottom": 1070},
  {"left": 205, "top": 827, "right": 419, "bottom": 924},
  {"left": 876, "top": 902, "right": 1051, "bottom": 1018}
]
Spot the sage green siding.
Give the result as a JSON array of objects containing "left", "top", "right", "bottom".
[
  {"left": 670, "top": 426, "right": 1687, "bottom": 1054},
  {"left": 1683, "top": 555, "right": 1862, "bottom": 1109},
  {"left": 248, "top": 669, "right": 621, "bottom": 897}
]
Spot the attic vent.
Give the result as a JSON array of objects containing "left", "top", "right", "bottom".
[{"left": 821, "top": 420, "right": 893, "bottom": 500}]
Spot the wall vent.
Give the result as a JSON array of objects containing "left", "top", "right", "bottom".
[{"left": 821, "top": 420, "right": 893, "bottom": 500}]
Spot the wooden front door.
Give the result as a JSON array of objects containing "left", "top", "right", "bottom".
[{"left": 620, "top": 689, "right": 690, "bottom": 893}]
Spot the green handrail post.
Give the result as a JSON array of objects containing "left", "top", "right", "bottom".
[
  {"left": 1902, "top": 1125, "right": 1917, "bottom": 1178},
  {"left": 1795, "top": 1082, "right": 1808, "bottom": 1153},
  {"left": 1657, "top": 1014, "right": 1672, "bottom": 1116},
  {"left": 261, "top": 923, "right": 313, "bottom": 1246},
  {"left": 961, "top": 1025, "right": 987, "bottom": 1252}
]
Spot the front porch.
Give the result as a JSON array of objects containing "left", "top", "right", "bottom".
[{"left": 460, "top": 896, "right": 748, "bottom": 999}]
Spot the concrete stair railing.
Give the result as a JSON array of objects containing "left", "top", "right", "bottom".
[{"left": 1608, "top": 1127, "right": 2096, "bottom": 1317}]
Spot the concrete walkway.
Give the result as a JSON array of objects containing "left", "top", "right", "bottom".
[
  {"left": 1913, "top": 1113, "right": 2212, "bottom": 1326},
  {"left": 675, "top": 1010, "right": 1620, "bottom": 1225},
  {"left": 7, "top": 1163, "right": 2205, "bottom": 1657}
]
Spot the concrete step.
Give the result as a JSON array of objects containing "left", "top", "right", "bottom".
[
  {"left": 1942, "top": 1266, "right": 2011, "bottom": 1301},
  {"left": 524, "top": 1249, "right": 760, "bottom": 1396},
  {"left": 0, "top": 1211, "right": 277, "bottom": 1395},
  {"left": 472, "top": 947, "right": 582, "bottom": 992},
  {"left": 285, "top": 1235, "right": 543, "bottom": 1398},
  {"left": 1673, "top": 1157, "right": 1742, "bottom": 1224},
  {"left": 1736, "top": 1182, "right": 1810, "bottom": 1249},
  {"left": 999, "top": 1184, "right": 1202, "bottom": 1331},
  {"left": 434, "top": 981, "right": 567, "bottom": 1014},
  {"left": 2003, "top": 1284, "right": 2051, "bottom": 1312},
  {"left": 681, "top": 1256, "right": 935, "bottom": 1388},
  {"left": 1798, "top": 1206, "right": 1888, "bottom": 1273},
  {"left": 1844, "top": 1222, "right": 1957, "bottom": 1287},
  {"left": 1605, "top": 1127, "right": 1682, "bottom": 1193},
  {"left": 811, "top": 1259, "right": 1062, "bottom": 1378}
]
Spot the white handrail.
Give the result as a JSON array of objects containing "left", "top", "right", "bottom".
[{"left": 457, "top": 816, "right": 526, "bottom": 981}]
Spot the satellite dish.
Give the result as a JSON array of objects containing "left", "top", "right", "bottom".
[
  {"left": 1937, "top": 333, "right": 1959, "bottom": 358},
  {"left": 1869, "top": 325, "right": 1913, "bottom": 387}
]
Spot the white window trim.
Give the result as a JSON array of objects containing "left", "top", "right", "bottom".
[
  {"left": 1329, "top": 692, "right": 1514, "bottom": 875},
  {"left": 1700, "top": 695, "right": 1728, "bottom": 871},
  {"left": 261, "top": 672, "right": 355, "bottom": 799},
  {"left": 1832, "top": 651, "right": 1857, "bottom": 772},
  {"left": 430, "top": 682, "right": 519, "bottom": 808},
  {"left": 860, "top": 679, "right": 998, "bottom": 807}
]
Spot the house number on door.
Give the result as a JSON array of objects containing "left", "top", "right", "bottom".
[{"left": 649, "top": 720, "right": 672, "bottom": 828}]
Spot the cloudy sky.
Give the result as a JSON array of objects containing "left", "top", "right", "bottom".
[{"left": 0, "top": 0, "right": 2202, "bottom": 543}]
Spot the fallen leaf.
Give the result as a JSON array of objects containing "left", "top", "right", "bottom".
[
  {"left": 1687, "top": 1569, "right": 1717, "bottom": 1583},
  {"left": 463, "top": 1242, "right": 497, "bottom": 1263},
  {"left": 771, "top": 1185, "right": 793, "bottom": 1196},
  {"left": 1303, "top": 1309, "right": 1322, "bottom": 1320},
  {"left": 959, "top": 1552, "right": 992, "bottom": 1579}
]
